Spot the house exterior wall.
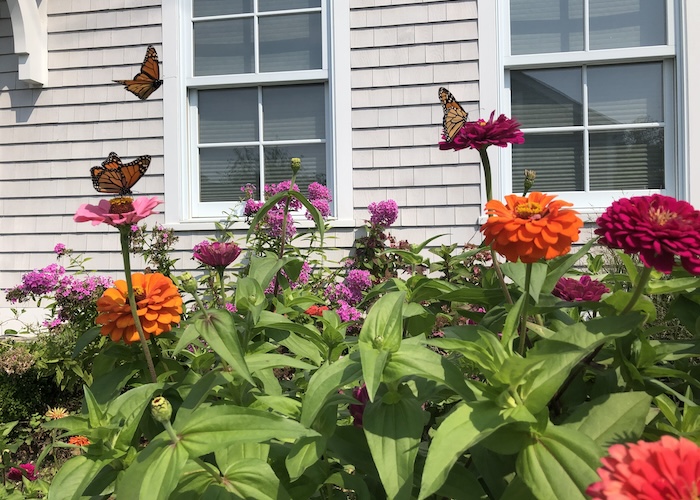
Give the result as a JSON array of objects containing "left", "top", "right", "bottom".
[{"left": 0, "top": 0, "right": 481, "bottom": 329}]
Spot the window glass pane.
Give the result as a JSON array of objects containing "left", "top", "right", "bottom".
[
  {"left": 200, "top": 147, "right": 260, "bottom": 202},
  {"left": 259, "top": 13, "right": 322, "bottom": 72},
  {"left": 194, "top": 19, "right": 254, "bottom": 75},
  {"left": 265, "top": 144, "right": 327, "bottom": 193},
  {"left": 589, "top": 129, "right": 664, "bottom": 190},
  {"left": 193, "top": 0, "right": 252, "bottom": 17},
  {"left": 512, "top": 133, "right": 584, "bottom": 191},
  {"left": 589, "top": 0, "right": 666, "bottom": 50},
  {"left": 199, "top": 88, "right": 258, "bottom": 143},
  {"left": 263, "top": 85, "right": 325, "bottom": 141},
  {"left": 511, "top": 68, "right": 582, "bottom": 127},
  {"left": 259, "top": 0, "right": 321, "bottom": 12},
  {"left": 510, "top": 0, "right": 583, "bottom": 55},
  {"left": 588, "top": 63, "right": 663, "bottom": 125}
]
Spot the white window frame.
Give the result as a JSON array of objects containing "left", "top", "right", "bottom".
[
  {"left": 478, "top": 0, "right": 691, "bottom": 215},
  {"left": 162, "top": 0, "right": 352, "bottom": 228}
]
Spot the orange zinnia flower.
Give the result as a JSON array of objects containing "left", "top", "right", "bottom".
[
  {"left": 480, "top": 192, "right": 583, "bottom": 263},
  {"left": 68, "top": 436, "right": 90, "bottom": 446},
  {"left": 96, "top": 272, "right": 183, "bottom": 344}
]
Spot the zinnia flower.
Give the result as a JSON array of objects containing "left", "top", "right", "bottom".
[
  {"left": 7, "top": 463, "right": 36, "bottom": 481},
  {"left": 68, "top": 436, "right": 90, "bottom": 446},
  {"left": 480, "top": 192, "right": 583, "bottom": 263},
  {"left": 74, "top": 197, "right": 162, "bottom": 227},
  {"left": 305, "top": 305, "right": 329, "bottom": 317},
  {"left": 439, "top": 111, "right": 524, "bottom": 151},
  {"left": 553, "top": 275, "right": 609, "bottom": 302},
  {"left": 193, "top": 241, "right": 242, "bottom": 269},
  {"left": 349, "top": 385, "right": 370, "bottom": 428},
  {"left": 587, "top": 436, "right": 700, "bottom": 500},
  {"left": 46, "top": 406, "right": 69, "bottom": 420},
  {"left": 595, "top": 194, "right": 700, "bottom": 275},
  {"left": 95, "top": 272, "right": 183, "bottom": 344}
]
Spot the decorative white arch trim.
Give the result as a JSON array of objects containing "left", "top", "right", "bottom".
[{"left": 6, "top": 0, "right": 47, "bottom": 86}]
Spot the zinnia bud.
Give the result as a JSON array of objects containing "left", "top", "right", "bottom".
[
  {"left": 290, "top": 157, "right": 302, "bottom": 174},
  {"left": 177, "top": 272, "right": 198, "bottom": 294},
  {"left": 151, "top": 396, "right": 173, "bottom": 423},
  {"left": 523, "top": 169, "right": 536, "bottom": 195}
]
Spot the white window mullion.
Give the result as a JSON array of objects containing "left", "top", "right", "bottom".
[{"left": 582, "top": 66, "right": 590, "bottom": 192}]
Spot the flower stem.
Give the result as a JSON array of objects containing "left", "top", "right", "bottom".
[
  {"left": 119, "top": 227, "right": 158, "bottom": 384},
  {"left": 273, "top": 169, "right": 299, "bottom": 296},
  {"left": 622, "top": 266, "right": 653, "bottom": 315},
  {"left": 217, "top": 267, "right": 226, "bottom": 307},
  {"left": 518, "top": 263, "right": 532, "bottom": 356}
]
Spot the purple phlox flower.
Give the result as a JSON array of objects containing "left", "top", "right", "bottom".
[
  {"left": 368, "top": 200, "right": 399, "bottom": 228},
  {"left": 266, "top": 209, "right": 297, "bottom": 240},
  {"left": 344, "top": 269, "right": 372, "bottom": 305},
  {"left": 193, "top": 241, "right": 242, "bottom": 269},
  {"left": 306, "top": 198, "right": 331, "bottom": 220},
  {"left": 43, "top": 317, "right": 63, "bottom": 329},
  {"left": 337, "top": 300, "right": 362, "bottom": 322},
  {"left": 325, "top": 282, "right": 352, "bottom": 304},
  {"left": 307, "top": 182, "right": 332, "bottom": 202},
  {"left": 264, "top": 262, "right": 311, "bottom": 294},
  {"left": 241, "top": 183, "right": 257, "bottom": 199},
  {"left": 349, "top": 385, "right": 369, "bottom": 428},
  {"left": 553, "top": 275, "right": 609, "bottom": 302},
  {"left": 21, "top": 264, "right": 66, "bottom": 296},
  {"left": 244, "top": 199, "right": 264, "bottom": 217},
  {"left": 265, "top": 181, "right": 302, "bottom": 211},
  {"left": 7, "top": 463, "right": 37, "bottom": 481},
  {"left": 439, "top": 111, "right": 525, "bottom": 151},
  {"left": 131, "top": 225, "right": 139, "bottom": 232},
  {"left": 54, "top": 243, "right": 67, "bottom": 256},
  {"left": 225, "top": 303, "right": 237, "bottom": 313}
]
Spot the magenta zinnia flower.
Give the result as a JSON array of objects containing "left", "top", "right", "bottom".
[
  {"left": 193, "top": 241, "right": 242, "bottom": 269},
  {"left": 74, "top": 197, "right": 162, "bottom": 227},
  {"left": 349, "top": 385, "right": 370, "bottom": 428},
  {"left": 587, "top": 436, "right": 700, "bottom": 500},
  {"left": 439, "top": 111, "right": 524, "bottom": 151},
  {"left": 553, "top": 275, "right": 609, "bottom": 302},
  {"left": 7, "top": 463, "right": 37, "bottom": 481},
  {"left": 595, "top": 194, "right": 700, "bottom": 275}
]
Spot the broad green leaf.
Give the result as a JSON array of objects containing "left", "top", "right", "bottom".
[
  {"left": 439, "top": 286, "right": 506, "bottom": 306},
  {"left": 654, "top": 394, "right": 681, "bottom": 427},
  {"left": 90, "top": 364, "right": 140, "bottom": 404},
  {"left": 285, "top": 435, "right": 327, "bottom": 481},
  {"left": 560, "top": 392, "right": 651, "bottom": 447},
  {"left": 646, "top": 276, "right": 700, "bottom": 294},
  {"left": 252, "top": 395, "right": 302, "bottom": 418},
  {"left": 195, "top": 309, "right": 254, "bottom": 385},
  {"left": 256, "top": 311, "right": 326, "bottom": 351},
  {"left": 516, "top": 425, "right": 602, "bottom": 500},
  {"left": 502, "top": 262, "right": 548, "bottom": 302},
  {"left": 109, "top": 383, "right": 162, "bottom": 451},
  {"left": 419, "top": 401, "right": 510, "bottom": 499},
  {"left": 83, "top": 385, "right": 107, "bottom": 428},
  {"left": 174, "top": 370, "right": 228, "bottom": 425},
  {"left": 541, "top": 238, "right": 596, "bottom": 294},
  {"left": 117, "top": 437, "right": 188, "bottom": 500},
  {"left": 500, "top": 293, "right": 526, "bottom": 350},
  {"left": 224, "top": 458, "right": 291, "bottom": 499},
  {"left": 172, "top": 322, "right": 201, "bottom": 357},
  {"left": 358, "top": 345, "right": 390, "bottom": 403},
  {"left": 71, "top": 326, "right": 101, "bottom": 359},
  {"left": 246, "top": 253, "right": 289, "bottom": 291},
  {"left": 364, "top": 391, "right": 425, "bottom": 500},
  {"left": 246, "top": 353, "right": 317, "bottom": 373},
  {"left": 235, "top": 277, "right": 267, "bottom": 318},
  {"left": 602, "top": 291, "right": 656, "bottom": 321},
  {"left": 300, "top": 353, "right": 362, "bottom": 427},
  {"left": 325, "top": 471, "right": 371, "bottom": 500},
  {"left": 216, "top": 442, "right": 270, "bottom": 476},
  {"left": 47, "top": 455, "right": 115, "bottom": 500},
  {"left": 175, "top": 405, "right": 318, "bottom": 457}
]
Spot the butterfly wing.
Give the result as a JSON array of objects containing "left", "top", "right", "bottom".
[
  {"left": 439, "top": 87, "right": 468, "bottom": 142},
  {"left": 90, "top": 153, "right": 150, "bottom": 196},
  {"left": 114, "top": 46, "right": 162, "bottom": 100}
]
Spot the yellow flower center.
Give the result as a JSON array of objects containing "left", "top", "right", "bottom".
[
  {"left": 648, "top": 207, "right": 676, "bottom": 226},
  {"left": 515, "top": 201, "right": 543, "bottom": 220},
  {"left": 109, "top": 197, "right": 134, "bottom": 214},
  {"left": 133, "top": 286, "right": 146, "bottom": 302}
]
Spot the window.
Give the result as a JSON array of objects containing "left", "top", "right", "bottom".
[
  {"left": 163, "top": 0, "right": 351, "bottom": 223},
  {"left": 485, "top": 0, "right": 678, "bottom": 210}
]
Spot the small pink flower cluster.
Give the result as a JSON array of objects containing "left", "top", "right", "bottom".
[
  {"left": 368, "top": 200, "right": 399, "bottom": 228},
  {"left": 265, "top": 262, "right": 312, "bottom": 294},
  {"left": 323, "top": 269, "right": 371, "bottom": 323}
]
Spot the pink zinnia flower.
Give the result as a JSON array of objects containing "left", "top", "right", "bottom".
[
  {"left": 553, "top": 275, "right": 609, "bottom": 302},
  {"left": 7, "top": 463, "right": 37, "bottom": 481},
  {"left": 587, "top": 436, "right": 700, "bottom": 500},
  {"left": 349, "top": 385, "right": 369, "bottom": 428},
  {"left": 439, "top": 111, "right": 524, "bottom": 151},
  {"left": 595, "top": 194, "right": 700, "bottom": 275},
  {"left": 74, "top": 197, "right": 162, "bottom": 227},
  {"left": 193, "top": 241, "right": 242, "bottom": 269}
]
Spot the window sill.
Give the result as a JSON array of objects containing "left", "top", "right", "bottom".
[{"left": 163, "top": 218, "right": 360, "bottom": 232}]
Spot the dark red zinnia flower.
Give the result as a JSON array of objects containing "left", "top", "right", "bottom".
[
  {"left": 7, "top": 463, "right": 37, "bottom": 481},
  {"left": 439, "top": 111, "right": 525, "bottom": 151},
  {"left": 595, "top": 195, "right": 700, "bottom": 275},
  {"left": 553, "top": 275, "right": 609, "bottom": 302},
  {"left": 349, "top": 385, "right": 369, "bottom": 428},
  {"left": 193, "top": 241, "right": 242, "bottom": 269}
]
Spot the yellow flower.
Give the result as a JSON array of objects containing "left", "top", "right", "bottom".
[{"left": 45, "top": 407, "right": 69, "bottom": 420}]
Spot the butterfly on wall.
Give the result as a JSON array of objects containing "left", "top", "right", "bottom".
[
  {"left": 90, "top": 152, "right": 151, "bottom": 196},
  {"left": 114, "top": 46, "right": 162, "bottom": 100},
  {"left": 439, "top": 87, "right": 469, "bottom": 142}
]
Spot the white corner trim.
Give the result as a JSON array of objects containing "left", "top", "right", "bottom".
[{"left": 6, "top": 0, "right": 48, "bottom": 86}]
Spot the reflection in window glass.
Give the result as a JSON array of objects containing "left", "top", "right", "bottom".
[
  {"left": 589, "top": 0, "right": 666, "bottom": 49},
  {"left": 200, "top": 147, "right": 260, "bottom": 202},
  {"left": 263, "top": 85, "right": 325, "bottom": 141},
  {"left": 589, "top": 130, "right": 664, "bottom": 190},
  {"left": 259, "top": 0, "right": 321, "bottom": 12},
  {"left": 259, "top": 13, "right": 322, "bottom": 72},
  {"left": 199, "top": 88, "right": 258, "bottom": 143},
  {"left": 194, "top": 19, "right": 254, "bottom": 76},
  {"left": 510, "top": 0, "right": 583, "bottom": 54},
  {"left": 512, "top": 133, "right": 584, "bottom": 191},
  {"left": 265, "top": 143, "right": 327, "bottom": 192},
  {"left": 193, "top": 0, "right": 252, "bottom": 17},
  {"left": 588, "top": 63, "right": 663, "bottom": 125},
  {"left": 511, "top": 68, "right": 582, "bottom": 127}
]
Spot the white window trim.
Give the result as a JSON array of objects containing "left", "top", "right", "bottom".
[
  {"left": 162, "top": 0, "right": 353, "bottom": 230},
  {"left": 478, "top": 0, "right": 693, "bottom": 214}
]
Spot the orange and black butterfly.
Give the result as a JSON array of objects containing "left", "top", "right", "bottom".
[
  {"left": 439, "top": 87, "right": 468, "bottom": 142},
  {"left": 90, "top": 152, "right": 151, "bottom": 196},
  {"left": 114, "top": 46, "right": 162, "bottom": 100}
]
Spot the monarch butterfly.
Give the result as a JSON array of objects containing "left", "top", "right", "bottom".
[
  {"left": 114, "top": 46, "right": 162, "bottom": 100},
  {"left": 439, "top": 87, "right": 468, "bottom": 142},
  {"left": 90, "top": 152, "right": 151, "bottom": 196}
]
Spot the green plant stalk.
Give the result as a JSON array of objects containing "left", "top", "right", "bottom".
[
  {"left": 119, "top": 226, "right": 158, "bottom": 384},
  {"left": 273, "top": 169, "right": 299, "bottom": 296},
  {"left": 622, "top": 265, "right": 653, "bottom": 314},
  {"left": 518, "top": 263, "right": 532, "bottom": 356},
  {"left": 216, "top": 267, "right": 227, "bottom": 307}
]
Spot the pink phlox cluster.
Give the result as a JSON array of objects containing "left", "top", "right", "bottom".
[
  {"left": 306, "top": 182, "right": 333, "bottom": 220},
  {"left": 337, "top": 301, "right": 363, "bottom": 323},
  {"left": 244, "top": 199, "right": 264, "bottom": 217},
  {"left": 266, "top": 210, "right": 297, "bottom": 240},
  {"left": 5, "top": 264, "right": 65, "bottom": 302},
  {"left": 54, "top": 243, "right": 67, "bottom": 256},
  {"left": 265, "top": 262, "right": 311, "bottom": 294},
  {"left": 265, "top": 180, "right": 303, "bottom": 211},
  {"left": 368, "top": 200, "right": 399, "bottom": 228}
]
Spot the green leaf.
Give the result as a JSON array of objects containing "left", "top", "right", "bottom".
[
  {"left": 175, "top": 405, "right": 319, "bottom": 457},
  {"left": 71, "top": 326, "right": 102, "bottom": 359},
  {"left": 83, "top": 385, "right": 107, "bottom": 428},
  {"left": 172, "top": 322, "right": 201, "bottom": 357},
  {"left": 47, "top": 455, "right": 115, "bottom": 500},
  {"left": 235, "top": 277, "right": 267, "bottom": 317},
  {"left": 224, "top": 458, "right": 291, "bottom": 500},
  {"left": 363, "top": 389, "right": 425, "bottom": 500},
  {"left": 117, "top": 437, "right": 188, "bottom": 500},
  {"left": 109, "top": 383, "right": 162, "bottom": 451},
  {"left": 357, "top": 346, "right": 390, "bottom": 403},
  {"left": 216, "top": 443, "right": 270, "bottom": 476},
  {"left": 247, "top": 253, "right": 289, "bottom": 291},
  {"left": 195, "top": 309, "right": 254, "bottom": 385},
  {"left": 541, "top": 238, "right": 596, "bottom": 294},
  {"left": 502, "top": 262, "right": 548, "bottom": 302},
  {"left": 174, "top": 370, "right": 228, "bottom": 425},
  {"left": 246, "top": 353, "right": 317, "bottom": 373},
  {"left": 285, "top": 435, "right": 327, "bottom": 481},
  {"left": 560, "top": 392, "right": 651, "bottom": 447},
  {"left": 325, "top": 471, "right": 372, "bottom": 500},
  {"left": 516, "top": 425, "right": 602, "bottom": 500},
  {"left": 646, "top": 276, "right": 700, "bottom": 294}
]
